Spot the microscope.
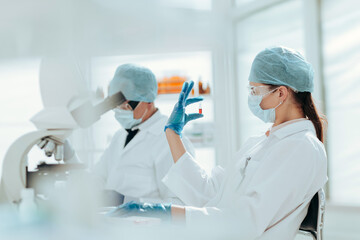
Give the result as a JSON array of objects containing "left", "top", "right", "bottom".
[{"left": 0, "top": 57, "right": 126, "bottom": 206}]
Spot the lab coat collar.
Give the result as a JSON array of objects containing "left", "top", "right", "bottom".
[
  {"left": 270, "top": 119, "right": 316, "bottom": 139},
  {"left": 121, "top": 110, "right": 164, "bottom": 153},
  {"left": 132, "top": 109, "right": 164, "bottom": 136}
]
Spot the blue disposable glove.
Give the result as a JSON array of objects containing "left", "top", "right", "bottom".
[
  {"left": 164, "top": 81, "right": 204, "bottom": 136},
  {"left": 106, "top": 201, "right": 172, "bottom": 221}
]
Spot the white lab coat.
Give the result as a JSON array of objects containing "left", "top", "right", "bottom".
[
  {"left": 93, "top": 110, "right": 195, "bottom": 204},
  {"left": 163, "top": 119, "right": 327, "bottom": 239}
]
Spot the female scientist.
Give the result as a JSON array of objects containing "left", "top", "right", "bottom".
[{"left": 109, "top": 46, "right": 328, "bottom": 240}]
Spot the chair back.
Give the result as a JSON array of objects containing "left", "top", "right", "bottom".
[{"left": 299, "top": 188, "right": 325, "bottom": 240}]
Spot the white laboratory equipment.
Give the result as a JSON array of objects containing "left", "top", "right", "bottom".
[{"left": 0, "top": 57, "right": 126, "bottom": 207}]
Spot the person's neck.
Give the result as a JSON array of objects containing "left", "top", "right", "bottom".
[
  {"left": 141, "top": 106, "right": 158, "bottom": 122},
  {"left": 273, "top": 106, "right": 305, "bottom": 127}
]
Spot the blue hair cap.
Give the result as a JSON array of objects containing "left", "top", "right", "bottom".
[
  {"left": 249, "top": 46, "right": 314, "bottom": 92},
  {"left": 109, "top": 64, "right": 158, "bottom": 102}
]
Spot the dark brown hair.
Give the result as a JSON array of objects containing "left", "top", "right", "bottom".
[
  {"left": 268, "top": 85, "right": 327, "bottom": 143},
  {"left": 292, "top": 91, "right": 327, "bottom": 143}
]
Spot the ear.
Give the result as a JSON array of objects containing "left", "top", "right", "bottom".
[{"left": 278, "top": 86, "right": 288, "bottom": 101}]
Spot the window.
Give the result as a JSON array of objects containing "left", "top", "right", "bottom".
[
  {"left": 0, "top": 59, "right": 42, "bottom": 176},
  {"left": 160, "top": 0, "right": 212, "bottom": 11},
  {"left": 235, "top": 0, "right": 305, "bottom": 145},
  {"left": 322, "top": 0, "right": 360, "bottom": 205},
  {"left": 235, "top": 0, "right": 257, "bottom": 7}
]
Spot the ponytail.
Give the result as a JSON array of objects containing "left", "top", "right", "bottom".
[
  {"left": 267, "top": 84, "right": 327, "bottom": 143},
  {"left": 293, "top": 92, "right": 327, "bottom": 143}
]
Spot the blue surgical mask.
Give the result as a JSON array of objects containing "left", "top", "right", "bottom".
[
  {"left": 247, "top": 88, "right": 282, "bottom": 123},
  {"left": 113, "top": 109, "right": 142, "bottom": 129}
]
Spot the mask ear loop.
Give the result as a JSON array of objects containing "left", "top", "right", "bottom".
[
  {"left": 140, "top": 104, "right": 148, "bottom": 119},
  {"left": 272, "top": 87, "right": 284, "bottom": 109},
  {"left": 132, "top": 102, "right": 149, "bottom": 129},
  {"left": 274, "top": 101, "right": 283, "bottom": 109}
]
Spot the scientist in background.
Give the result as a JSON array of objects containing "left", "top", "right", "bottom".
[{"left": 93, "top": 63, "right": 195, "bottom": 205}]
